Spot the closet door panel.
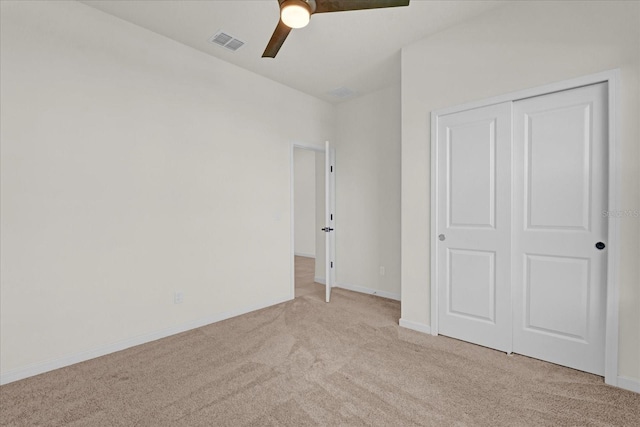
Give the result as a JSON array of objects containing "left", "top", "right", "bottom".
[
  {"left": 512, "top": 83, "right": 608, "bottom": 375},
  {"left": 436, "top": 102, "right": 512, "bottom": 352}
]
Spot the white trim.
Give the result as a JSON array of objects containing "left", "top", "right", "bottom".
[
  {"left": 508, "top": 101, "right": 515, "bottom": 356},
  {"left": 430, "top": 69, "right": 621, "bottom": 385},
  {"left": 290, "top": 141, "right": 327, "bottom": 301},
  {"left": 604, "top": 69, "right": 621, "bottom": 387},
  {"left": 0, "top": 295, "right": 291, "bottom": 386},
  {"left": 429, "top": 110, "right": 438, "bottom": 337},
  {"left": 335, "top": 282, "right": 401, "bottom": 301},
  {"left": 507, "top": 102, "right": 519, "bottom": 356},
  {"left": 433, "top": 69, "right": 620, "bottom": 117},
  {"left": 616, "top": 376, "right": 640, "bottom": 394},
  {"left": 314, "top": 276, "right": 326, "bottom": 285},
  {"left": 399, "top": 318, "right": 432, "bottom": 334},
  {"left": 294, "top": 252, "right": 315, "bottom": 259}
]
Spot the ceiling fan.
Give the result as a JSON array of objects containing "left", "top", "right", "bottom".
[{"left": 263, "top": 0, "right": 410, "bottom": 58}]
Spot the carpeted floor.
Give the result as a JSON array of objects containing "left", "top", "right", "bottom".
[{"left": 1, "top": 256, "right": 639, "bottom": 426}]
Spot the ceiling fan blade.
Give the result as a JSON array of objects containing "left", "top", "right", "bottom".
[
  {"left": 314, "top": 0, "right": 409, "bottom": 14},
  {"left": 262, "top": 20, "right": 292, "bottom": 58}
]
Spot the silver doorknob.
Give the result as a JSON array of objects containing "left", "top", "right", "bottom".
[{"left": 439, "top": 234, "right": 445, "bottom": 241}]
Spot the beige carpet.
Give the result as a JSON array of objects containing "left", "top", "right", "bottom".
[{"left": 1, "top": 256, "right": 638, "bottom": 426}]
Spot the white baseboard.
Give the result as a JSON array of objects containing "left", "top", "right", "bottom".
[
  {"left": 399, "top": 318, "right": 432, "bottom": 334},
  {"left": 0, "top": 295, "right": 292, "bottom": 386},
  {"left": 314, "top": 276, "right": 326, "bottom": 284},
  {"left": 294, "top": 252, "right": 315, "bottom": 259},
  {"left": 335, "top": 282, "right": 400, "bottom": 301},
  {"left": 617, "top": 376, "right": 640, "bottom": 393}
]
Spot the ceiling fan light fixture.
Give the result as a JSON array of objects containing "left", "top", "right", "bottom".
[{"left": 280, "top": 0, "right": 311, "bottom": 29}]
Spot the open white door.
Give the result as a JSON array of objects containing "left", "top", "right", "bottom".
[{"left": 324, "top": 141, "right": 336, "bottom": 302}]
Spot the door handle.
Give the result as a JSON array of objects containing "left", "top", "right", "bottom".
[
  {"left": 595, "top": 242, "right": 606, "bottom": 250},
  {"left": 439, "top": 234, "right": 445, "bottom": 241},
  {"left": 322, "top": 227, "right": 334, "bottom": 232}
]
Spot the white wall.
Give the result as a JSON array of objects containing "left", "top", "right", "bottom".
[
  {"left": 0, "top": 0, "right": 334, "bottom": 382},
  {"left": 401, "top": 0, "right": 640, "bottom": 384},
  {"left": 294, "top": 149, "right": 316, "bottom": 258},
  {"left": 334, "top": 86, "right": 402, "bottom": 299}
]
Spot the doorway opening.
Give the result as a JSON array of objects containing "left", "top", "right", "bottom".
[{"left": 290, "top": 142, "right": 335, "bottom": 302}]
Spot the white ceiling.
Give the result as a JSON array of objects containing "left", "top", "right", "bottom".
[{"left": 81, "top": 0, "right": 502, "bottom": 103}]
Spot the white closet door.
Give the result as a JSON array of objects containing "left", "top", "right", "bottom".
[
  {"left": 436, "top": 102, "right": 512, "bottom": 352},
  {"left": 512, "top": 83, "right": 608, "bottom": 375}
]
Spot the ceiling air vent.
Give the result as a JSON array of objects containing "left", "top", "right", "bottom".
[{"left": 208, "top": 31, "right": 245, "bottom": 52}]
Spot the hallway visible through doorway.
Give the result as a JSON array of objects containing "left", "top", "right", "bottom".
[{"left": 295, "top": 256, "right": 324, "bottom": 299}]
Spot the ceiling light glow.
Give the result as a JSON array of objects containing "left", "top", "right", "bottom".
[{"left": 281, "top": 0, "right": 311, "bottom": 29}]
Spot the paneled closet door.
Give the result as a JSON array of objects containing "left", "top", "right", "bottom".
[
  {"left": 436, "top": 102, "right": 512, "bottom": 352},
  {"left": 512, "top": 83, "right": 608, "bottom": 375}
]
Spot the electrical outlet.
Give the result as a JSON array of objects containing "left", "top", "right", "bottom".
[
  {"left": 174, "top": 291, "right": 184, "bottom": 304},
  {"left": 379, "top": 266, "right": 385, "bottom": 276}
]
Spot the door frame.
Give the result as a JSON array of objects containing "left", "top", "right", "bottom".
[
  {"left": 289, "top": 141, "right": 335, "bottom": 301},
  {"left": 430, "top": 69, "right": 621, "bottom": 386}
]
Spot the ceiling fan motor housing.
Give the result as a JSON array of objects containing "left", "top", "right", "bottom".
[{"left": 280, "top": 0, "right": 317, "bottom": 14}]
